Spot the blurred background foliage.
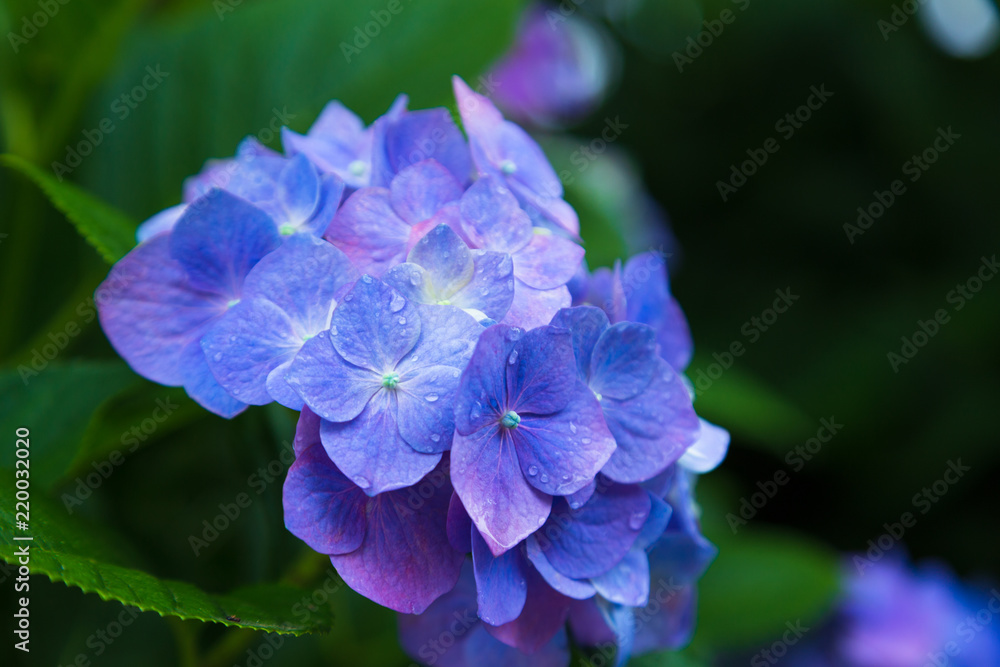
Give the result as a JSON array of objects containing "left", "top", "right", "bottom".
[{"left": 0, "top": 0, "right": 998, "bottom": 665}]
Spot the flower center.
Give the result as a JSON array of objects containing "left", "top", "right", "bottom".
[
  {"left": 348, "top": 160, "right": 368, "bottom": 177},
  {"left": 279, "top": 224, "right": 296, "bottom": 236},
  {"left": 381, "top": 372, "right": 400, "bottom": 389},
  {"left": 500, "top": 159, "right": 517, "bottom": 175},
  {"left": 226, "top": 299, "right": 240, "bottom": 309},
  {"left": 500, "top": 410, "right": 521, "bottom": 429}
]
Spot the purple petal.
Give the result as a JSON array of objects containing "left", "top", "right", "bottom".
[
  {"left": 635, "top": 493, "right": 673, "bottom": 551},
  {"left": 598, "top": 358, "right": 699, "bottom": 484},
  {"left": 178, "top": 338, "right": 247, "bottom": 418},
  {"left": 584, "top": 264, "right": 626, "bottom": 324},
  {"left": 293, "top": 405, "right": 321, "bottom": 456},
  {"left": 455, "top": 176, "right": 533, "bottom": 253},
  {"left": 451, "top": 425, "right": 551, "bottom": 555},
  {"left": 506, "top": 325, "right": 579, "bottom": 415},
  {"left": 567, "top": 259, "right": 589, "bottom": 306},
  {"left": 324, "top": 187, "right": 411, "bottom": 276},
  {"left": 632, "top": 584, "right": 697, "bottom": 653},
  {"left": 472, "top": 530, "right": 528, "bottom": 626},
  {"left": 286, "top": 330, "right": 380, "bottom": 422},
  {"left": 320, "top": 391, "right": 441, "bottom": 495},
  {"left": 454, "top": 324, "right": 519, "bottom": 436},
  {"left": 390, "top": 160, "right": 463, "bottom": 225},
  {"left": 482, "top": 563, "right": 572, "bottom": 654},
  {"left": 447, "top": 492, "right": 473, "bottom": 554},
  {"left": 464, "top": 625, "right": 570, "bottom": 667},
  {"left": 170, "top": 189, "right": 281, "bottom": 297},
  {"left": 589, "top": 322, "right": 660, "bottom": 400},
  {"left": 380, "top": 107, "right": 472, "bottom": 187},
  {"left": 201, "top": 299, "right": 301, "bottom": 405},
  {"left": 507, "top": 179, "right": 580, "bottom": 237},
  {"left": 623, "top": 252, "right": 693, "bottom": 372},
  {"left": 406, "top": 224, "right": 475, "bottom": 296},
  {"left": 510, "top": 231, "right": 584, "bottom": 291},
  {"left": 503, "top": 282, "right": 571, "bottom": 329},
  {"left": 96, "top": 234, "right": 224, "bottom": 387},
  {"left": 549, "top": 306, "right": 610, "bottom": 384},
  {"left": 332, "top": 462, "right": 463, "bottom": 614},
  {"left": 242, "top": 234, "right": 357, "bottom": 335},
  {"left": 565, "top": 481, "right": 596, "bottom": 510},
  {"left": 329, "top": 276, "right": 420, "bottom": 373},
  {"left": 568, "top": 599, "right": 616, "bottom": 647},
  {"left": 281, "top": 100, "right": 373, "bottom": 189},
  {"left": 398, "top": 303, "right": 481, "bottom": 372},
  {"left": 678, "top": 419, "right": 730, "bottom": 473},
  {"left": 397, "top": 560, "right": 479, "bottom": 667},
  {"left": 591, "top": 550, "right": 650, "bottom": 607},
  {"left": 526, "top": 536, "right": 596, "bottom": 600},
  {"left": 536, "top": 484, "right": 648, "bottom": 580},
  {"left": 136, "top": 203, "right": 185, "bottom": 243},
  {"left": 396, "top": 365, "right": 464, "bottom": 453},
  {"left": 283, "top": 442, "right": 367, "bottom": 555},
  {"left": 450, "top": 250, "right": 516, "bottom": 321},
  {"left": 513, "top": 382, "right": 615, "bottom": 496}
]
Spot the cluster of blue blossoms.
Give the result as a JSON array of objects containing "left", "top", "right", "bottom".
[{"left": 96, "top": 78, "right": 728, "bottom": 665}]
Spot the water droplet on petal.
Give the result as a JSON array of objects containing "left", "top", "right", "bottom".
[
  {"left": 344, "top": 293, "right": 354, "bottom": 301},
  {"left": 540, "top": 474, "right": 549, "bottom": 484},
  {"left": 425, "top": 394, "right": 439, "bottom": 402},
  {"left": 389, "top": 293, "right": 406, "bottom": 312},
  {"left": 561, "top": 474, "right": 570, "bottom": 482},
  {"left": 628, "top": 511, "right": 647, "bottom": 530},
  {"left": 330, "top": 325, "right": 338, "bottom": 336},
  {"left": 527, "top": 465, "right": 538, "bottom": 477},
  {"left": 430, "top": 433, "right": 441, "bottom": 442},
  {"left": 480, "top": 287, "right": 490, "bottom": 296},
  {"left": 355, "top": 476, "right": 371, "bottom": 490},
  {"left": 361, "top": 275, "right": 373, "bottom": 284},
  {"left": 581, "top": 437, "right": 591, "bottom": 445},
  {"left": 569, "top": 422, "right": 578, "bottom": 434},
  {"left": 398, "top": 316, "right": 407, "bottom": 325},
  {"left": 213, "top": 352, "right": 222, "bottom": 362},
  {"left": 505, "top": 328, "right": 523, "bottom": 342},
  {"left": 410, "top": 274, "right": 421, "bottom": 286},
  {"left": 569, "top": 500, "right": 581, "bottom": 510}
]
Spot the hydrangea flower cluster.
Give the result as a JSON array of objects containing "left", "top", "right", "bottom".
[
  {"left": 96, "top": 77, "right": 728, "bottom": 665},
  {"left": 782, "top": 557, "right": 1000, "bottom": 667}
]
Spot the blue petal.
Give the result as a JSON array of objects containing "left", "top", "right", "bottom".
[
  {"left": 450, "top": 250, "right": 516, "bottom": 321},
  {"left": 472, "top": 529, "right": 528, "bottom": 626},
  {"left": 550, "top": 306, "right": 610, "bottom": 384},
  {"left": 170, "top": 189, "right": 281, "bottom": 297},
  {"left": 678, "top": 419, "right": 730, "bottom": 473},
  {"left": 589, "top": 322, "right": 659, "bottom": 401},
  {"left": 389, "top": 159, "right": 464, "bottom": 225},
  {"left": 379, "top": 107, "right": 472, "bottom": 187},
  {"left": 623, "top": 252, "right": 692, "bottom": 372},
  {"left": 329, "top": 276, "right": 421, "bottom": 373},
  {"left": 525, "top": 536, "right": 596, "bottom": 600},
  {"left": 502, "top": 281, "right": 570, "bottom": 329},
  {"left": 179, "top": 337, "right": 247, "bottom": 418},
  {"left": 407, "top": 224, "right": 475, "bottom": 297},
  {"left": 591, "top": 550, "right": 650, "bottom": 607},
  {"left": 396, "top": 365, "right": 464, "bottom": 453},
  {"left": 286, "top": 330, "right": 381, "bottom": 422}
]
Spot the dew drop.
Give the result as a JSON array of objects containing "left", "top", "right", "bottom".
[
  {"left": 569, "top": 500, "right": 581, "bottom": 510},
  {"left": 569, "top": 422, "right": 578, "bottom": 434},
  {"left": 540, "top": 474, "right": 550, "bottom": 484},
  {"left": 344, "top": 294, "right": 354, "bottom": 301},
  {"left": 355, "top": 476, "right": 371, "bottom": 490},
  {"left": 398, "top": 316, "right": 407, "bottom": 325},
  {"left": 213, "top": 352, "right": 222, "bottom": 362},
  {"left": 561, "top": 474, "right": 570, "bottom": 482},
  {"left": 527, "top": 465, "right": 538, "bottom": 477},
  {"left": 581, "top": 437, "right": 591, "bottom": 445},
  {"left": 410, "top": 274, "right": 421, "bottom": 286},
  {"left": 330, "top": 325, "right": 338, "bottom": 336},
  {"left": 628, "top": 511, "right": 647, "bottom": 530},
  {"left": 361, "top": 275, "right": 373, "bottom": 284},
  {"left": 508, "top": 350, "right": 519, "bottom": 365},
  {"left": 390, "top": 293, "right": 406, "bottom": 312},
  {"left": 425, "top": 394, "right": 439, "bottom": 402},
  {"left": 430, "top": 434, "right": 441, "bottom": 442}
]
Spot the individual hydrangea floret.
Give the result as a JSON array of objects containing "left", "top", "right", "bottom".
[
  {"left": 451, "top": 324, "right": 615, "bottom": 554},
  {"left": 201, "top": 234, "right": 358, "bottom": 408},
  {"left": 287, "top": 276, "right": 481, "bottom": 494},
  {"left": 384, "top": 223, "right": 516, "bottom": 323}
]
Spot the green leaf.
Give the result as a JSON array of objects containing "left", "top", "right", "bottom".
[
  {"left": 688, "top": 358, "right": 816, "bottom": 454},
  {"left": 0, "top": 480, "right": 333, "bottom": 635},
  {"left": 1, "top": 153, "right": 136, "bottom": 263},
  {"left": 0, "top": 361, "right": 142, "bottom": 490},
  {"left": 81, "top": 0, "right": 525, "bottom": 216}
]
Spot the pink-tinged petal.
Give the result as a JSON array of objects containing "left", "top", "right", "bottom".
[
  {"left": 589, "top": 322, "right": 659, "bottom": 401},
  {"left": 396, "top": 365, "right": 464, "bottom": 453},
  {"left": 507, "top": 180, "right": 580, "bottom": 237},
  {"left": 506, "top": 325, "right": 578, "bottom": 415},
  {"left": 293, "top": 405, "right": 321, "bottom": 456},
  {"left": 332, "top": 463, "right": 463, "bottom": 614},
  {"left": 511, "top": 231, "right": 584, "bottom": 290},
  {"left": 447, "top": 492, "right": 473, "bottom": 554},
  {"left": 482, "top": 563, "right": 572, "bottom": 654},
  {"left": 283, "top": 443, "right": 367, "bottom": 555},
  {"left": 178, "top": 338, "right": 247, "bottom": 418},
  {"left": 550, "top": 306, "right": 610, "bottom": 383},
  {"left": 397, "top": 561, "right": 479, "bottom": 667},
  {"left": 568, "top": 599, "right": 616, "bottom": 647},
  {"left": 202, "top": 299, "right": 301, "bottom": 405},
  {"left": 136, "top": 203, "right": 186, "bottom": 243},
  {"left": 472, "top": 529, "right": 528, "bottom": 626},
  {"left": 591, "top": 550, "right": 650, "bottom": 607},
  {"left": 537, "top": 484, "right": 648, "bottom": 580},
  {"left": 325, "top": 188, "right": 412, "bottom": 276},
  {"left": 451, "top": 425, "right": 551, "bottom": 555},
  {"left": 170, "top": 189, "right": 281, "bottom": 297},
  {"left": 320, "top": 391, "right": 441, "bottom": 495},
  {"left": 456, "top": 176, "right": 533, "bottom": 253},
  {"left": 281, "top": 100, "right": 373, "bottom": 189},
  {"left": 503, "top": 282, "right": 570, "bottom": 329},
  {"left": 514, "top": 382, "right": 615, "bottom": 496},
  {"left": 389, "top": 160, "right": 463, "bottom": 225},
  {"left": 679, "top": 419, "right": 730, "bottom": 474},
  {"left": 243, "top": 234, "right": 357, "bottom": 335},
  {"left": 96, "top": 234, "right": 224, "bottom": 387},
  {"left": 286, "top": 330, "right": 381, "bottom": 422},
  {"left": 599, "top": 359, "right": 699, "bottom": 484},
  {"left": 584, "top": 263, "right": 626, "bottom": 324},
  {"left": 329, "top": 276, "right": 421, "bottom": 373},
  {"left": 526, "top": 536, "right": 596, "bottom": 600}
]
